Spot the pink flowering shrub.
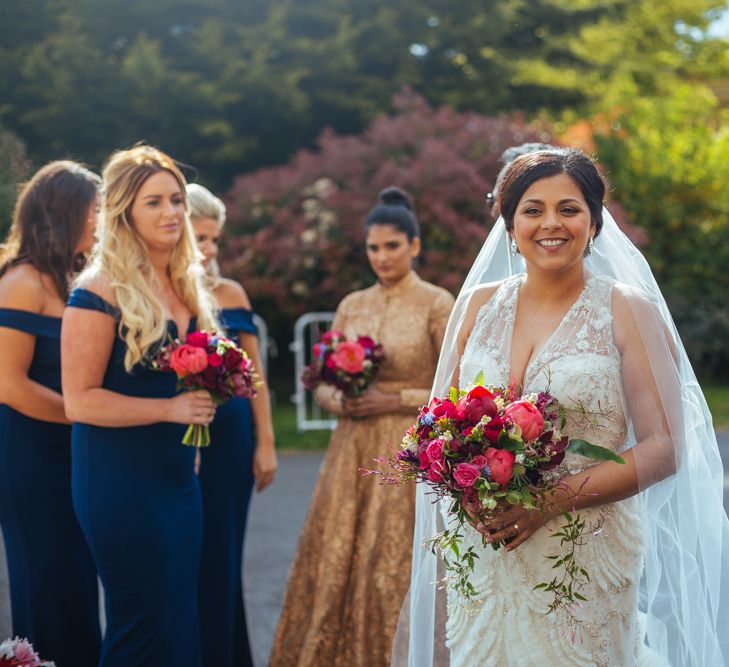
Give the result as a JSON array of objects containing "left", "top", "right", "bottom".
[{"left": 222, "top": 90, "right": 554, "bottom": 340}]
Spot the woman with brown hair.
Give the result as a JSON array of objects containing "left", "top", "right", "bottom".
[{"left": 0, "top": 160, "right": 102, "bottom": 666}]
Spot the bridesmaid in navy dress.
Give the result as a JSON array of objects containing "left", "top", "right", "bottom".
[
  {"left": 0, "top": 161, "right": 101, "bottom": 666},
  {"left": 187, "top": 184, "right": 277, "bottom": 666},
  {"left": 61, "top": 146, "right": 219, "bottom": 666}
]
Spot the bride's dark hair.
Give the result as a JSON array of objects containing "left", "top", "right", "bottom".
[
  {"left": 497, "top": 148, "right": 605, "bottom": 237},
  {"left": 364, "top": 186, "right": 420, "bottom": 240}
]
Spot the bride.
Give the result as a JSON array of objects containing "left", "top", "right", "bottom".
[{"left": 394, "top": 148, "right": 729, "bottom": 666}]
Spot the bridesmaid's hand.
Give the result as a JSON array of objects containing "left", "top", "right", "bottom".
[
  {"left": 342, "top": 387, "right": 399, "bottom": 418},
  {"left": 253, "top": 444, "right": 277, "bottom": 492},
  {"left": 167, "top": 390, "right": 217, "bottom": 425}
]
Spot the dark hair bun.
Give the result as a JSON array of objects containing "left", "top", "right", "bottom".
[{"left": 378, "top": 186, "right": 412, "bottom": 210}]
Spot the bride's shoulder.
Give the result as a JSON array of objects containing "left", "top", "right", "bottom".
[
  {"left": 461, "top": 278, "right": 513, "bottom": 315},
  {"left": 455, "top": 279, "right": 510, "bottom": 349},
  {"left": 609, "top": 282, "right": 668, "bottom": 351}
]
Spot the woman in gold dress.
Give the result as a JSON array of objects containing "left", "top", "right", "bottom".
[{"left": 270, "top": 187, "right": 454, "bottom": 667}]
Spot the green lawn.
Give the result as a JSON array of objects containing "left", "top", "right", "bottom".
[
  {"left": 272, "top": 401, "right": 331, "bottom": 450},
  {"left": 704, "top": 383, "right": 729, "bottom": 431}
]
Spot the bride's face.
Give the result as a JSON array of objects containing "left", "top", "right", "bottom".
[{"left": 511, "top": 172, "right": 595, "bottom": 273}]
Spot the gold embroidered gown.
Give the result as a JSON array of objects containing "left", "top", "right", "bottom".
[{"left": 270, "top": 271, "right": 454, "bottom": 667}]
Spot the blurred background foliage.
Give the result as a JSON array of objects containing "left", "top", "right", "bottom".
[{"left": 1, "top": 0, "right": 728, "bottom": 380}]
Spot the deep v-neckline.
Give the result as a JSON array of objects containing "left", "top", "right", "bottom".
[{"left": 505, "top": 276, "right": 592, "bottom": 391}]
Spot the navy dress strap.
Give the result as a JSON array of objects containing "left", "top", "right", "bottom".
[
  {"left": 67, "top": 288, "right": 121, "bottom": 320},
  {"left": 0, "top": 308, "right": 61, "bottom": 338},
  {"left": 220, "top": 307, "right": 257, "bottom": 335}
]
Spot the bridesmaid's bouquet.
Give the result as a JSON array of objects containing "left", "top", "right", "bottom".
[
  {"left": 364, "top": 372, "right": 624, "bottom": 622},
  {"left": 153, "top": 331, "right": 257, "bottom": 447},
  {"left": 302, "top": 329, "right": 385, "bottom": 398},
  {"left": 0, "top": 637, "right": 56, "bottom": 666}
]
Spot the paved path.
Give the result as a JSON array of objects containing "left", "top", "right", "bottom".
[{"left": 2, "top": 435, "right": 729, "bottom": 665}]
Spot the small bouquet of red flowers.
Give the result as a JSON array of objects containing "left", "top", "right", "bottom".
[
  {"left": 153, "top": 331, "right": 257, "bottom": 447},
  {"left": 365, "top": 373, "right": 624, "bottom": 623},
  {"left": 302, "top": 329, "right": 385, "bottom": 398},
  {"left": 0, "top": 637, "right": 56, "bottom": 667}
]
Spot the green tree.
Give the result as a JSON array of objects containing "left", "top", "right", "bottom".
[{"left": 594, "top": 84, "right": 729, "bottom": 377}]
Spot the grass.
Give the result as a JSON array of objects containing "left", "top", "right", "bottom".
[
  {"left": 704, "top": 383, "right": 729, "bottom": 431},
  {"left": 272, "top": 401, "right": 331, "bottom": 450}
]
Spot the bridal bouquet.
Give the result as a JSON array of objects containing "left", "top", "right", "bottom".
[
  {"left": 0, "top": 637, "right": 56, "bottom": 667},
  {"left": 365, "top": 373, "right": 624, "bottom": 621},
  {"left": 302, "top": 329, "right": 385, "bottom": 398},
  {"left": 153, "top": 331, "right": 257, "bottom": 447}
]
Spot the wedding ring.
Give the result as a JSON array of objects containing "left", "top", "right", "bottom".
[{"left": 513, "top": 523, "right": 519, "bottom": 531}]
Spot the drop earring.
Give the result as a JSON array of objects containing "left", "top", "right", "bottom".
[
  {"left": 511, "top": 239, "right": 520, "bottom": 255},
  {"left": 588, "top": 237, "right": 594, "bottom": 255}
]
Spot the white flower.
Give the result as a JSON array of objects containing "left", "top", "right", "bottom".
[
  {"left": 442, "top": 431, "right": 453, "bottom": 442},
  {"left": 515, "top": 453, "right": 525, "bottom": 465},
  {"left": 524, "top": 392, "right": 539, "bottom": 404},
  {"left": 402, "top": 435, "right": 418, "bottom": 452},
  {"left": 494, "top": 396, "right": 505, "bottom": 411},
  {"left": 479, "top": 415, "right": 492, "bottom": 426}
]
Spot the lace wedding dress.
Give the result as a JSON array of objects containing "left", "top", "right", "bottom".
[{"left": 447, "top": 274, "right": 659, "bottom": 667}]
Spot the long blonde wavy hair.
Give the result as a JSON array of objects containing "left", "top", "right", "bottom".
[{"left": 81, "top": 145, "right": 219, "bottom": 371}]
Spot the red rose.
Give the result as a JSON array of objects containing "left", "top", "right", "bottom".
[
  {"left": 186, "top": 331, "right": 210, "bottom": 348},
  {"left": 503, "top": 400, "right": 545, "bottom": 441},
  {"left": 430, "top": 397, "right": 458, "bottom": 421},
  {"left": 485, "top": 447, "right": 516, "bottom": 487},
  {"left": 456, "top": 386, "right": 498, "bottom": 423},
  {"left": 223, "top": 348, "right": 243, "bottom": 370},
  {"left": 453, "top": 462, "right": 481, "bottom": 488},
  {"left": 357, "top": 335, "right": 376, "bottom": 351},
  {"left": 208, "top": 352, "right": 223, "bottom": 368}
]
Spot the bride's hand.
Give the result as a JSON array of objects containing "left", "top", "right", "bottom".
[{"left": 474, "top": 504, "right": 547, "bottom": 551}]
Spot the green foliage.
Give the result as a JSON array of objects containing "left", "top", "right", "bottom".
[
  {"left": 594, "top": 84, "right": 729, "bottom": 377},
  {"left": 0, "top": 122, "right": 31, "bottom": 235}
]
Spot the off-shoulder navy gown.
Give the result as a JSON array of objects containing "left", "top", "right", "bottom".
[
  {"left": 197, "top": 307, "right": 257, "bottom": 666},
  {"left": 0, "top": 308, "right": 100, "bottom": 667},
  {"left": 67, "top": 288, "right": 203, "bottom": 667}
]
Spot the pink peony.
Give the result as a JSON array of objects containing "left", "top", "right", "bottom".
[
  {"left": 503, "top": 400, "right": 545, "bottom": 441},
  {"left": 330, "top": 341, "right": 366, "bottom": 374},
  {"left": 456, "top": 385, "right": 498, "bottom": 423},
  {"left": 12, "top": 640, "right": 40, "bottom": 663},
  {"left": 208, "top": 352, "right": 223, "bottom": 368},
  {"left": 186, "top": 331, "right": 210, "bottom": 348},
  {"left": 169, "top": 345, "right": 209, "bottom": 377},
  {"left": 453, "top": 462, "right": 481, "bottom": 488},
  {"left": 484, "top": 447, "right": 516, "bottom": 487}
]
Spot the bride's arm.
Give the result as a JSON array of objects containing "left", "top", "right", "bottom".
[{"left": 483, "top": 285, "right": 678, "bottom": 550}]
